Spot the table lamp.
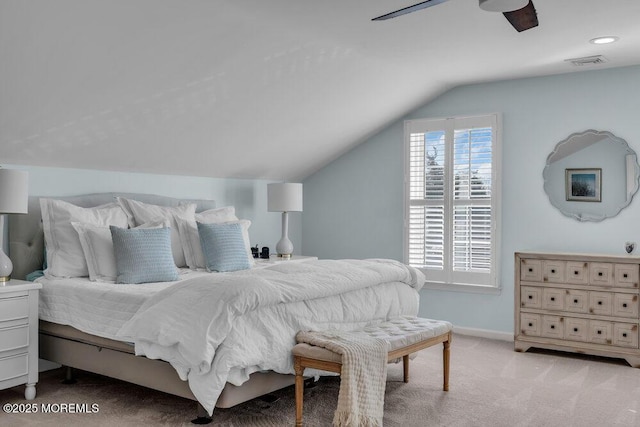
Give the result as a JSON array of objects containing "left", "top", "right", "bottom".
[
  {"left": 0, "top": 168, "right": 29, "bottom": 282},
  {"left": 267, "top": 183, "right": 302, "bottom": 259}
]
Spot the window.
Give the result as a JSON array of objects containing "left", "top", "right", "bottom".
[{"left": 404, "top": 114, "right": 501, "bottom": 289}]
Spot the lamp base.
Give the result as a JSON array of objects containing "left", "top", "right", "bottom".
[
  {"left": 0, "top": 247, "right": 13, "bottom": 283},
  {"left": 277, "top": 253, "right": 292, "bottom": 260}
]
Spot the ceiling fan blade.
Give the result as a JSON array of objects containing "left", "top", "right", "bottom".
[
  {"left": 503, "top": 0, "right": 538, "bottom": 32},
  {"left": 372, "top": 0, "right": 449, "bottom": 21}
]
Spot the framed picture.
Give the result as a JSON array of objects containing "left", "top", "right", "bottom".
[{"left": 565, "top": 168, "right": 601, "bottom": 202}]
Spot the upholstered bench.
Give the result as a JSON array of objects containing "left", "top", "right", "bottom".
[{"left": 292, "top": 317, "right": 453, "bottom": 426}]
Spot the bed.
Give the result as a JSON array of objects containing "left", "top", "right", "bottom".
[{"left": 8, "top": 192, "right": 424, "bottom": 420}]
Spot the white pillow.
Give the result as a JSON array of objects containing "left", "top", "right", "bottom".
[
  {"left": 72, "top": 219, "right": 169, "bottom": 282},
  {"left": 176, "top": 206, "right": 239, "bottom": 269},
  {"left": 116, "top": 198, "right": 196, "bottom": 268},
  {"left": 41, "top": 199, "right": 129, "bottom": 278}
]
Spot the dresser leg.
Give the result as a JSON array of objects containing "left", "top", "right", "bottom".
[{"left": 25, "top": 383, "right": 36, "bottom": 400}]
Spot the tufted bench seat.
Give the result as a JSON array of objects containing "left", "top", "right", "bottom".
[{"left": 292, "top": 317, "right": 453, "bottom": 426}]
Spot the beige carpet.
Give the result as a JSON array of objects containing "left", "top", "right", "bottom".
[{"left": 2, "top": 334, "right": 640, "bottom": 426}]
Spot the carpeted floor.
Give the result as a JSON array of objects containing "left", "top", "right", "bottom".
[{"left": 2, "top": 334, "right": 640, "bottom": 426}]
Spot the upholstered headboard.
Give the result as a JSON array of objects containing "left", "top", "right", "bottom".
[{"left": 7, "top": 193, "right": 216, "bottom": 280}]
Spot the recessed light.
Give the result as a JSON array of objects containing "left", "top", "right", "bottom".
[{"left": 590, "top": 36, "right": 619, "bottom": 45}]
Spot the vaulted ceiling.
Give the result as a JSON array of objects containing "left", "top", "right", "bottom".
[{"left": 2, "top": 0, "right": 640, "bottom": 180}]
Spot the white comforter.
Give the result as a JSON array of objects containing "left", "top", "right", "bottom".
[{"left": 115, "top": 258, "right": 424, "bottom": 415}]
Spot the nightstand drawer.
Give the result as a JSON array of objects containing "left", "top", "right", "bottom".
[
  {"left": 0, "top": 353, "right": 28, "bottom": 382},
  {"left": 0, "top": 325, "right": 29, "bottom": 353},
  {"left": 0, "top": 295, "right": 29, "bottom": 322}
]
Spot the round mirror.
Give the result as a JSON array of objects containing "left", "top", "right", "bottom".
[{"left": 543, "top": 130, "right": 639, "bottom": 222}]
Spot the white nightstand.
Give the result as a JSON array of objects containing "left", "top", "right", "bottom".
[
  {"left": 0, "top": 279, "right": 42, "bottom": 400},
  {"left": 254, "top": 255, "right": 318, "bottom": 266}
]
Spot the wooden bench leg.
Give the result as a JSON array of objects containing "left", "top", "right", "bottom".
[
  {"left": 443, "top": 335, "right": 451, "bottom": 391},
  {"left": 294, "top": 357, "right": 304, "bottom": 427},
  {"left": 403, "top": 354, "right": 409, "bottom": 383}
]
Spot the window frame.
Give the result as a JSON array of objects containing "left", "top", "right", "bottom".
[{"left": 403, "top": 113, "right": 502, "bottom": 293}]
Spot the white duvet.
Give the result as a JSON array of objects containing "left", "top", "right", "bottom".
[{"left": 115, "top": 258, "right": 424, "bottom": 415}]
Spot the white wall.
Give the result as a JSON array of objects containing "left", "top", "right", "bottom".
[
  {"left": 5, "top": 164, "right": 301, "bottom": 257},
  {"left": 302, "top": 65, "right": 640, "bottom": 333}
]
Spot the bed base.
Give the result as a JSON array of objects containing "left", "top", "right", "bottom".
[{"left": 39, "top": 322, "right": 295, "bottom": 422}]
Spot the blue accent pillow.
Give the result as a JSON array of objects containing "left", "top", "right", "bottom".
[
  {"left": 109, "top": 226, "right": 179, "bottom": 284},
  {"left": 197, "top": 222, "right": 251, "bottom": 272}
]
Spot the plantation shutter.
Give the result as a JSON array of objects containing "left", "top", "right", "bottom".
[{"left": 405, "top": 114, "right": 499, "bottom": 287}]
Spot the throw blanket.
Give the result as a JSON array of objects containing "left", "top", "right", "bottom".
[
  {"left": 297, "top": 330, "right": 389, "bottom": 427},
  {"left": 116, "top": 259, "right": 424, "bottom": 415}
]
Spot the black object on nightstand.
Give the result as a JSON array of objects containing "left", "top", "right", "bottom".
[{"left": 260, "top": 247, "right": 270, "bottom": 259}]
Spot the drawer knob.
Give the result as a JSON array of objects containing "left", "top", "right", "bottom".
[
  {"left": 597, "top": 330, "right": 602, "bottom": 335},
  {"left": 574, "top": 271, "right": 579, "bottom": 275},
  {"left": 551, "top": 269, "right": 556, "bottom": 273},
  {"left": 550, "top": 325, "right": 555, "bottom": 329},
  {"left": 598, "top": 272, "right": 603, "bottom": 277},
  {"left": 623, "top": 303, "right": 628, "bottom": 308},
  {"left": 574, "top": 299, "right": 578, "bottom": 304},
  {"left": 528, "top": 323, "right": 533, "bottom": 327},
  {"left": 551, "top": 297, "right": 555, "bottom": 301},
  {"left": 598, "top": 301, "right": 603, "bottom": 305},
  {"left": 624, "top": 273, "right": 629, "bottom": 278},
  {"left": 574, "top": 327, "right": 579, "bottom": 332},
  {"left": 623, "top": 333, "right": 628, "bottom": 338},
  {"left": 528, "top": 295, "right": 533, "bottom": 300},
  {"left": 528, "top": 268, "right": 533, "bottom": 272}
]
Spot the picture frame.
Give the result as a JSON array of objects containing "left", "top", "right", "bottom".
[{"left": 565, "top": 168, "right": 601, "bottom": 202}]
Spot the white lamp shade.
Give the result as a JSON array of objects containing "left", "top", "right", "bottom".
[
  {"left": 268, "top": 183, "right": 303, "bottom": 212},
  {"left": 479, "top": 0, "right": 528, "bottom": 12},
  {"left": 0, "top": 169, "right": 28, "bottom": 214}
]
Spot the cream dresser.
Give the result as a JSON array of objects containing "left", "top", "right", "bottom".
[
  {"left": 515, "top": 252, "right": 640, "bottom": 367},
  {"left": 0, "top": 280, "right": 42, "bottom": 399}
]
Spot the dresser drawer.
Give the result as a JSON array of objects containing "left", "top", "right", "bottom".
[
  {"left": 521, "top": 286, "right": 542, "bottom": 309},
  {"left": 613, "top": 323, "right": 638, "bottom": 348},
  {"left": 589, "top": 320, "right": 613, "bottom": 345},
  {"left": 0, "top": 353, "right": 28, "bottom": 382},
  {"left": 564, "top": 318, "right": 588, "bottom": 342},
  {"left": 614, "top": 264, "right": 639, "bottom": 288},
  {"left": 589, "top": 291, "right": 612, "bottom": 316},
  {"left": 521, "top": 259, "right": 542, "bottom": 282},
  {"left": 566, "top": 262, "right": 589, "bottom": 285},
  {"left": 0, "top": 296, "right": 29, "bottom": 323},
  {"left": 520, "top": 313, "right": 541, "bottom": 336},
  {"left": 543, "top": 260, "right": 566, "bottom": 283},
  {"left": 590, "top": 263, "right": 614, "bottom": 286},
  {"left": 565, "top": 289, "right": 589, "bottom": 313},
  {"left": 541, "top": 315, "right": 563, "bottom": 339},
  {"left": 0, "top": 325, "right": 29, "bottom": 353},
  {"left": 612, "top": 294, "right": 639, "bottom": 318},
  {"left": 542, "top": 288, "right": 564, "bottom": 311}
]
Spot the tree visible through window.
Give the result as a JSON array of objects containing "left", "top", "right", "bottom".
[{"left": 404, "top": 114, "right": 500, "bottom": 288}]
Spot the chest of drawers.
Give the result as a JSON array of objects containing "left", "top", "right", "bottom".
[
  {"left": 0, "top": 280, "right": 42, "bottom": 399},
  {"left": 515, "top": 252, "right": 640, "bottom": 367}
]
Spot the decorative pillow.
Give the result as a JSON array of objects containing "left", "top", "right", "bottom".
[
  {"left": 109, "top": 226, "right": 179, "bottom": 284},
  {"left": 176, "top": 206, "right": 239, "bottom": 269},
  {"left": 40, "top": 198, "right": 129, "bottom": 278},
  {"left": 72, "top": 219, "right": 168, "bottom": 282},
  {"left": 197, "top": 221, "right": 252, "bottom": 272},
  {"left": 116, "top": 197, "right": 196, "bottom": 268}
]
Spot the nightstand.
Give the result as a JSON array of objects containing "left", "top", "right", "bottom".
[
  {"left": 0, "top": 280, "right": 42, "bottom": 400},
  {"left": 254, "top": 255, "right": 318, "bottom": 266}
]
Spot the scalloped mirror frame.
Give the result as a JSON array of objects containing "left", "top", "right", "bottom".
[{"left": 543, "top": 130, "right": 639, "bottom": 222}]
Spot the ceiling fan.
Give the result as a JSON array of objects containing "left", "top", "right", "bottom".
[{"left": 372, "top": 0, "right": 539, "bottom": 33}]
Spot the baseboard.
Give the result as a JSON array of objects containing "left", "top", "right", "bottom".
[{"left": 453, "top": 326, "right": 513, "bottom": 342}]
